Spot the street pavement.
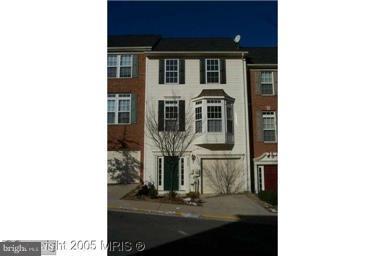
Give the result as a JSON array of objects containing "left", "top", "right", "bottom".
[{"left": 108, "top": 211, "right": 277, "bottom": 256}]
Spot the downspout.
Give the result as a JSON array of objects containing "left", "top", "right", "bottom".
[{"left": 242, "top": 53, "right": 251, "bottom": 192}]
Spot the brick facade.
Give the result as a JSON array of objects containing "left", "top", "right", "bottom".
[{"left": 108, "top": 54, "right": 146, "bottom": 179}]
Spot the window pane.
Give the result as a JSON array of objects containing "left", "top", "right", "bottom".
[
  {"left": 207, "top": 60, "right": 219, "bottom": 71},
  {"left": 227, "top": 120, "right": 233, "bottom": 133},
  {"left": 195, "top": 120, "right": 202, "bottom": 133},
  {"left": 261, "top": 72, "right": 272, "bottom": 83},
  {"left": 118, "top": 112, "right": 130, "bottom": 123},
  {"left": 119, "top": 100, "right": 130, "bottom": 111},
  {"left": 207, "top": 71, "right": 219, "bottom": 83},
  {"left": 108, "top": 55, "right": 117, "bottom": 66},
  {"left": 108, "top": 112, "right": 115, "bottom": 124},
  {"left": 264, "top": 130, "right": 275, "bottom": 141},
  {"left": 261, "top": 84, "right": 273, "bottom": 95},
  {"left": 108, "top": 100, "right": 115, "bottom": 112},
  {"left": 108, "top": 67, "right": 117, "bottom": 78},
  {"left": 165, "top": 120, "right": 178, "bottom": 131},
  {"left": 120, "top": 67, "right": 132, "bottom": 77},
  {"left": 120, "top": 55, "right": 132, "bottom": 66},
  {"left": 208, "top": 120, "right": 222, "bottom": 132}
]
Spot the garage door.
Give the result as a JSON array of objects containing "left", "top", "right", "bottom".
[{"left": 201, "top": 158, "right": 243, "bottom": 194}]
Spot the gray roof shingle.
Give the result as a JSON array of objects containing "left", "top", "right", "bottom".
[
  {"left": 242, "top": 47, "right": 277, "bottom": 64},
  {"left": 108, "top": 35, "right": 161, "bottom": 47},
  {"left": 153, "top": 37, "right": 240, "bottom": 51}
]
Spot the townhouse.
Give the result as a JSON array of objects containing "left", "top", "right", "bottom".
[
  {"left": 107, "top": 35, "right": 160, "bottom": 184},
  {"left": 143, "top": 38, "right": 251, "bottom": 194},
  {"left": 107, "top": 35, "right": 278, "bottom": 195},
  {"left": 245, "top": 47, "right": 278, "bottom": 193}
]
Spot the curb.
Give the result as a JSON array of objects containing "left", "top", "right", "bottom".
[{"left": 108, "top": 205, "right": 240, "bottom": 222}]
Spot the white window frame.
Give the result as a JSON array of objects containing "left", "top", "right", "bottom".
[
  {"left": 179, "top": 157, "right": 185, "bottom": 189},
  {"left": 226, "top": 102, "right": 234, "bottom": 134},
  {"left": 195, "top": 105, "right": 202, "bottom": 133},
  {"left": 164, "top": 100, "right": 179, "bottom": 131},
  {"left": 108, "top": 54, "right": 133, "bottom": 78},
  {"left": 257, "top": 166, "right": 265, "bottom": 192},
  {"left": 108, "top": 94, "right": 131, "bottom": 124},
  {"left": 157, "top": 157, "right": 164, "bottom": 190},
  {"left": 206, "top": 99, "right": 223, "bottom": 133},
  {"left": 205, "top": 59, "right": 220, "bottom": 84},
  {"left": 164, "top": 59, "right": 179, "bottom": 84},
  {"left": 262, "top": 111, "right": 277, "bottom": 142},
  {"left": 260, "top": 71, "right": 274, "bottom": 95}
]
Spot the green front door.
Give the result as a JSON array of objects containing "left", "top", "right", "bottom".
[{"left": 164, "top": 156, "right": 179, "bottom": 191}]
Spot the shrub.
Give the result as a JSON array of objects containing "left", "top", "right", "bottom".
[
  {"left": 148, "top": 183, "right": 158, "bottom": 199},
  {"left": 258, "top": 191, "right": 277, "bottom": 206},
  {"left": 165, "top": 191, "right": 177, "bottom": 200},
  {"left": 136, "top": 182, "right": 158, "bottom": 198},
  {"left": 185, "top": 192, "right": 200, "bottom": 200}
]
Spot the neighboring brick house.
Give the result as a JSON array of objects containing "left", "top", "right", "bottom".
[
  {"left": 107, "top": 35, "right": 160, "bottom": 184},
  {"left": 144, "top": 38, "right": 251, "bottom": 194},
  {"left": 245, "top": 47, "right": 278, "bottom": 193}
]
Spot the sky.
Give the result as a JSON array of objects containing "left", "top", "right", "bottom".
[{"left": 108, "top": 1, "right": 277, "bottom": 47}]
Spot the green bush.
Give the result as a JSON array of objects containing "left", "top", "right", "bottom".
[
  {"left": 258, "top": 191, "right": 277, "bottom": 206},
  {"left": 148, "top": 183, "right": 158, "bottom": 199},
  {"left": 185, "top": 192, "right": 200, "bottom": 200}
]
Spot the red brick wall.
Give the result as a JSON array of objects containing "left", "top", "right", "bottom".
[
  {"left": 248, "top": 68, "right": 278, "bottom": 158},
  {"left": 108, "top": 54, "right": 146, "bottom": 179}
]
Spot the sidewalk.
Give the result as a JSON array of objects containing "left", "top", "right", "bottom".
[{"left": 108, "top": 194, "right": 276, "bottom": 222}]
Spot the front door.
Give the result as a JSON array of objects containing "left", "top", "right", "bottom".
[{"left": 164, "top": 156, "right": 179, "bottom": 191}]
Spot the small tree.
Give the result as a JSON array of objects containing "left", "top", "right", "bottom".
[
  {"left": 205, "top": 158, "right": 244, "bottom": 194},
  {"left": 145, "top": 101, "right": 197, "bottom": 198}
]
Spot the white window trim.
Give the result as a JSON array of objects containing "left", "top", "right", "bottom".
[
  {"left": 206, "top": 99, "right": 223, "bottom": 133},
  {"left": 205, "top": 59, "right": 220, "bottom": 84},
  {"left": 195, "top": 106, "right": 202, "bottom": 133},
  {"left": 257, "top": 166, "right": 265, "bottom": 192},
  {"left": 108, "top": 94, "right": 132, "bottom": 124},
  {"left": 108, "top": 54, "right": 133, "bottom": 78},
  {"left": 157, "top": 157, "right": 164, "bottom": 190},
  {"left": 164, "top": 100, "right": 179, "bottom": 131},
  {"left": 164, "top": 59, "right": 179, "bottom": 84},
  {"left": 262, "top": 111, "right": 277, "bottom": 142},
  {"left": 260, "top": 71, "right": 274, "bottom": 95},
  {"left": 179, "top": 157, "right": 185, "bottom": 190}
]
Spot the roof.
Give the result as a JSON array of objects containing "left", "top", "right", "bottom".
[
  {"left": 193, "top": 89, "right": 234, "bottom": 100},
  {"left": 153, "top": 37, "right": 241, "bottom": 51},
  {"left": 108, "top": 35, "right": 161, "bottom": 47},
  {"left": 242, "top": 47, "right": 277, "bottom": 64}
]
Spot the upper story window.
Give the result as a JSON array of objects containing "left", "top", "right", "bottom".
[
  {"left": 260, "top": 71, "right": 273, "bottom": 95},
  {"left": 207, "top": 102, "right": 222, "bottom": 132},
  {"left": 108, "top": 94, "right": 132, "bottom": 124},
  {"left": 159, "top": 59, "right": 185, "bottom": 84},
  {"left": 164, "top": 101, "right": 179, "bottom": 131},
  {"left": 195, "top": 106, "right": 202, "bottom": 133},
  {"left": 262, "top": 111, "right": 277, "bottom": 142},
  {"left": 194, "top": 98, "right": 234, "bottom": 134},
  {"left": 206, "top": 59, "right": 220, "bottom": 83},
  {"left": 165, "top": 59, "right": 179, "bottom": 84},
  {"left": 108, "top": 54, "right": 136, "bottom": 78},
  {"left": 200, "top": 59, "right": 226, "bottom": 84}
]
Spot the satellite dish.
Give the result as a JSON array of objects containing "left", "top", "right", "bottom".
[{"left": 234, "top": 35, "right": 241, "bottom": 43}]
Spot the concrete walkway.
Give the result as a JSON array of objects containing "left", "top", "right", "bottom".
[
  {"left": 108, "top": 184, "right": 139, "bottom": 200},
  {"left": 108, "top": 193, "right": 276, "bottom": 221}
]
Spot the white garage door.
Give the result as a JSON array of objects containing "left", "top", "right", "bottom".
[{"left": 201, "top": 158, "right": 243, "bottom": 194}]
